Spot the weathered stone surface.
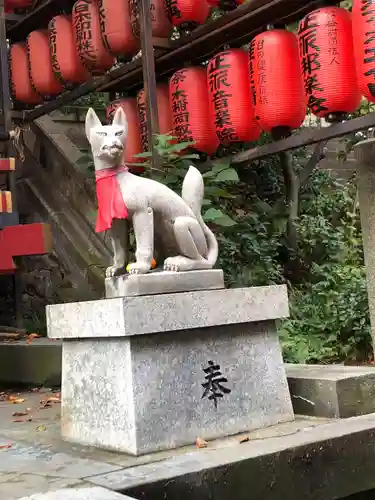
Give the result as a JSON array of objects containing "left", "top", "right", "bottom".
[
  {"left": 0, "top": 441, "right": 122, "bottom": 479},
  {"left": 286, "top": 364, "right": 375, "bottom": 418},
  {"left": 17, "top": 486, "right": 133, "bottom": 499},
  {"left": 0, "top": 339, "right": 61, "bottom": 386},
  {"left": 355, "top": 138, "right": 375, "bottom": 350},
  {"left": 60, "top": 320, "right": 293, "bottom": 455},
  {"left": 87, "top": 413, "right": 375, "bottom": 500},
  {"left": 105, "top": 269, "right": 225, "bottom": 298},
  {"left": 47, "top": 285, "right": 289, "bottom": 338},
  {"left": 1, "top": 475, "right": 86, "bottom": 500}
]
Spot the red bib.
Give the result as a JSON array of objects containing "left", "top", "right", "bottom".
[{"left": 95, "top": 165, "right": 128, "bottom": 233}]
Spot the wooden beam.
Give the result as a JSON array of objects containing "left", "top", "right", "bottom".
[
  {"left": 139, "top": 0, "right": 160, "bottom": 162},
  {"left": 230, "top": 113, "right": 375, "bottom": 164}
]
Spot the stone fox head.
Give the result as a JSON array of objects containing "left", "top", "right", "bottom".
[{"left": 85, "top": 107, "right": 128, "bottom": 170}]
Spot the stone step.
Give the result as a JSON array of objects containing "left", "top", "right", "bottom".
[{"left": 286, "top": 363, "right": 375, "bottom": 418}]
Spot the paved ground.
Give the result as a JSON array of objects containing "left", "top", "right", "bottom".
[{"left": 0, "top": 388, "right": 335, "bottom": 499}]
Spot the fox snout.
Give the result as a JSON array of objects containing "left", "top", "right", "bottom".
[{"left": 100, "top": 140, "right": 123, "bottom": 152}]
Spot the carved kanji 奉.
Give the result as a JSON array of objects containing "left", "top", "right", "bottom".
[{"left": 0, "top": 223, "right": 52, "bottom": 274}]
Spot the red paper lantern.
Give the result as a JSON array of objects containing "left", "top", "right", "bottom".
[
  {"left": 298, "top": 7, "right": 360, "bottom": 118},
  {"left": 73, "top": 0, "right": 114, "bottom": 75},
  {"left": 9, "top": 43, "right": 42, "bottom": 104},
  {"left": 249, "top": 29, "right": 306, "bottom": 132},
  {"left": 5, "top": 0, "right": 33, "bottom": 8},
  {"left": 137, "top": 84, "right": 174, "bottom": 151},
  {"left": 152, "top": 0, "right": 173, "bottom": 38},
  {"left": 165, "top": 0, "right": 210, "bottom": 29},
  {"left": 106, "top": 98, "right": 143, "bottom": 168},
  {"left": 129, "top": 0, "right": 172, "bottom": 39},
  {"left": 352, "top": 0, "right": 375, "bottom": 102},
  {"left": 207, "top": 49, "right": 259, "bottom": 144},
  {"left": 98, "top": 0, "right": 139, "bottom": 57},
  {"left": 27, "top": 30, "right": 64, "bottom": 97},
  {"left": 49, "top": 15, "right": 89, "bottom": 86},
  {"left": 169, "top": 67, "right": 218, "bottom": 155}
]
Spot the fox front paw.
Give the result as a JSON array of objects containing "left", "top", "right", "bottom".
[
  {"left": 106, "top": 265, "right": 126, "bottom": 278},
  {"left": 127, "top": 261, "right": 152, "bottom": 275}
]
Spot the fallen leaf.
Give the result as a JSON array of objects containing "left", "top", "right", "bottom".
[
  {"left": 36, "top": 425, "right": 46, "bottom": 432},
  {"left": 28, "top": 333, "right": 40, "bottom": 340},
  {"left": 0, "top": 444, "right": 12, "bottom": 449},
  {"left": 9, "top": 398, "right": 25, "bottom": 404},
  {"left": 239, "top": 435, "right": 250, "bottom": 444},
  {"left": 196, "top": 437, "right": 208, "bottom": 449},
  {"left": 39, "top": 401, "right": 52, "bottom": 409},
  {"left": 12, "top": 411, "right": 28, "bottom": 417},
  {"left": 47, "top": 397, "right": 61, "bottom": 403}
]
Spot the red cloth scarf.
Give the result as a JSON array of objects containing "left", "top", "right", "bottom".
[{"left": 95, "top": 165, "right": 128, "bottom": 233}]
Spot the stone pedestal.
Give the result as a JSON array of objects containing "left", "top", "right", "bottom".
[
  {"left": 47, "top": 285, "right": 293, "bottom": 456},
  {"left": 354, "top": 138, "right": 375, "bottom": 350}
]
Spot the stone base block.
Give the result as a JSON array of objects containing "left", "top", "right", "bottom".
[
  {"left": 0, "top": 339, "right": 61, "bottom": 387},
  {"left": 286, "top": 364, "right": 375, "bottom": 418},
  {"left": 105, "top": 269, "right": 225, "bottom": 298},
  {"left": 17, "top": 487, "right": 135, "bottom": 499},
  {"left": 47, "top": 285, "right": 293, "bottom": 455}
]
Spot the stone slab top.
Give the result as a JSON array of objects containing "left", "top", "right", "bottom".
[
  {"left": 105, "top": 269, "right": 225, "bottom": 298},
  {"left": 47, "top": 285, "right": 289, "bottom": 339},
  {"left": 286, "top": 363, "right": 375, "bottom": 381},
  {"left": 17, "top": 487, "right": 134, "bottom": 499}
]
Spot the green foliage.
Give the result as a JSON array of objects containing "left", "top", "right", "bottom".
[
  {"left": 133, "top": 134, "right": 239, "bottom": 228},
  {"left": 280, "top": 173, "right": 371, "bottom": 363},
  {"left": 142, "top": 133, "right": 372, "bottom": 364}
]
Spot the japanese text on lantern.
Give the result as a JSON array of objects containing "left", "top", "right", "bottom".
[
  {"left": 171, "top": 70, "right": 193, "bottom": 142},
  {"left": 327, "top": 11, "right": 339, "bottom": 65},
  {"left": 362, "top": 0, "right": 375, "bottom": 97},
  {"left": 25, "top": 40, "right": 39, "bottom": 94},
  {"left": 298, "top": 12, "right": 328, "bottom": 115},
  {"left": 165, "top": 0, "right": 182, "bottom": 20},
  {"left": 74, "top": 0, "right": 94, "bottom": 67},
  {"left": 129, "top": 2, "right": 158, "bottom": 38},
  {"left": 208, "top": 52, "right": 237, "bottom": 143},
  {"left": 137, "top": 94, "right": 149, "bottom": 151},
  {"left": 201, "top": 360, "right": 231, "bottom": 409},
  {"left": 49, "top": 20, "right": 63, "bottom": 84},
  {"left": 97, "top": 0, "right": 111, "bottom": 53},
  {"left": 8, "top": 52, "right": 15, "bottom": 100},
  {"left": 250, "top": 38, "right": 267, "bottom": 107},
  {"left": 129, "top": 0, "right": 140, "bottom": 38}
]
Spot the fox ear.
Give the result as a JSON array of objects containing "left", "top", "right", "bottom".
[
  {"left": 85, "top": 108, "right": 102, "bottom": 140},
  {"left": 112, "top": 107, "right": 128, "bottom": 137}
]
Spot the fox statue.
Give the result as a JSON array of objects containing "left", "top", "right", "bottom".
[{"left": 85, "top": 106, "right": 218, "bottom": 277}]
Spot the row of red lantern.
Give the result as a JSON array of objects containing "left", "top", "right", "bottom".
[
  {"left": 9, "top": 0, "right": 250, "bottom": 103},
  {"left": 106, "top": 6, "right": 375, "bottom": 160},
  {"left": 9, "top": 3, "right": 374, "bottom": 144}
]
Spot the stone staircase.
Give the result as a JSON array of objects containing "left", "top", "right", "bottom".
[{"left": 16, "top": 110, "right": 112, "bottom": 302}]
